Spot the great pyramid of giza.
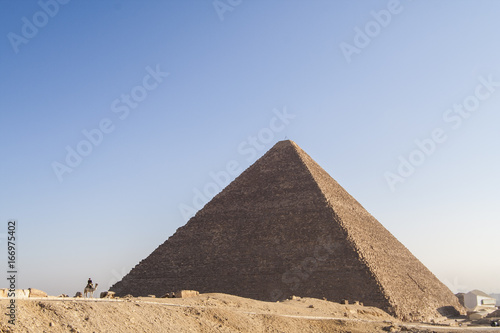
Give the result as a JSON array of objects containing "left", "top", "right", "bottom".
[{"left": 111, "top": 140, "right": 464, "bottom": 321}]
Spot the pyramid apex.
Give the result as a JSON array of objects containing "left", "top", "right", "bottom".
[
  {"left": 276, "top": 139, "right": 295, "bottom": 144},
  {"left": 272, "top": 139, "right": 299, "bottom": 149}
]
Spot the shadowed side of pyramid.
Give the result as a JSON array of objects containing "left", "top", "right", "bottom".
[
  {"left": 110, "top": 140, "right": 464, "bottom": 321},
  {"left": 111, "top": 141, "right": 386, "bottom": 303}
]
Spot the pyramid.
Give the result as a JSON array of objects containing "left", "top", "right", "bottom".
[{"left": 111, "top": 140, "right": 464, "bottom": 321}]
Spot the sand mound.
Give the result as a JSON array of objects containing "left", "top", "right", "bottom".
[
  {"left": 0, "top": 293, "right": 394, "bottom": 332},
  {"left": 1, "top": 293, "right": 493, "bottom": 332}
]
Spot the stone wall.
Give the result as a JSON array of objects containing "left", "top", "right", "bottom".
[{"left": 0, "top": 288, "right": 47, "bottom": 298}]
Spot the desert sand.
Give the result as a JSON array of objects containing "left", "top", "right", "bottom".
[{"left": 1, "top": 293, "right": 497, "bottom": 332}]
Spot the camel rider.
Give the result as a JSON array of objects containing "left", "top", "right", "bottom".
[{"left": 87, "top": 278, "right": 93, "bottom": 289}]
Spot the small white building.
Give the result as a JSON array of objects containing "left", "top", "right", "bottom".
[{"left": 464, "top": 289, "right": 497, "bottom": 311}]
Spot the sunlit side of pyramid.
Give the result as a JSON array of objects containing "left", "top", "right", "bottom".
[{"left": 111, "top": 140, "right": 464, "bottom": 321}]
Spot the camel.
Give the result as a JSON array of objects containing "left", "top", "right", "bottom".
[{"left": 83, "top": 283, "right": 98, "bottom": 298}]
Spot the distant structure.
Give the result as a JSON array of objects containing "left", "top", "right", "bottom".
[
  {"left": 463, "top": 290, "right": 497, "bottom": 311},
  {"left": 111, "top": 140, "right": 464, "bottom": 321}
]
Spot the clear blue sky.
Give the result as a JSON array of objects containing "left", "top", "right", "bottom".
[{"left": 1, "top": 0, "right": 499, "bottom": 297}]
